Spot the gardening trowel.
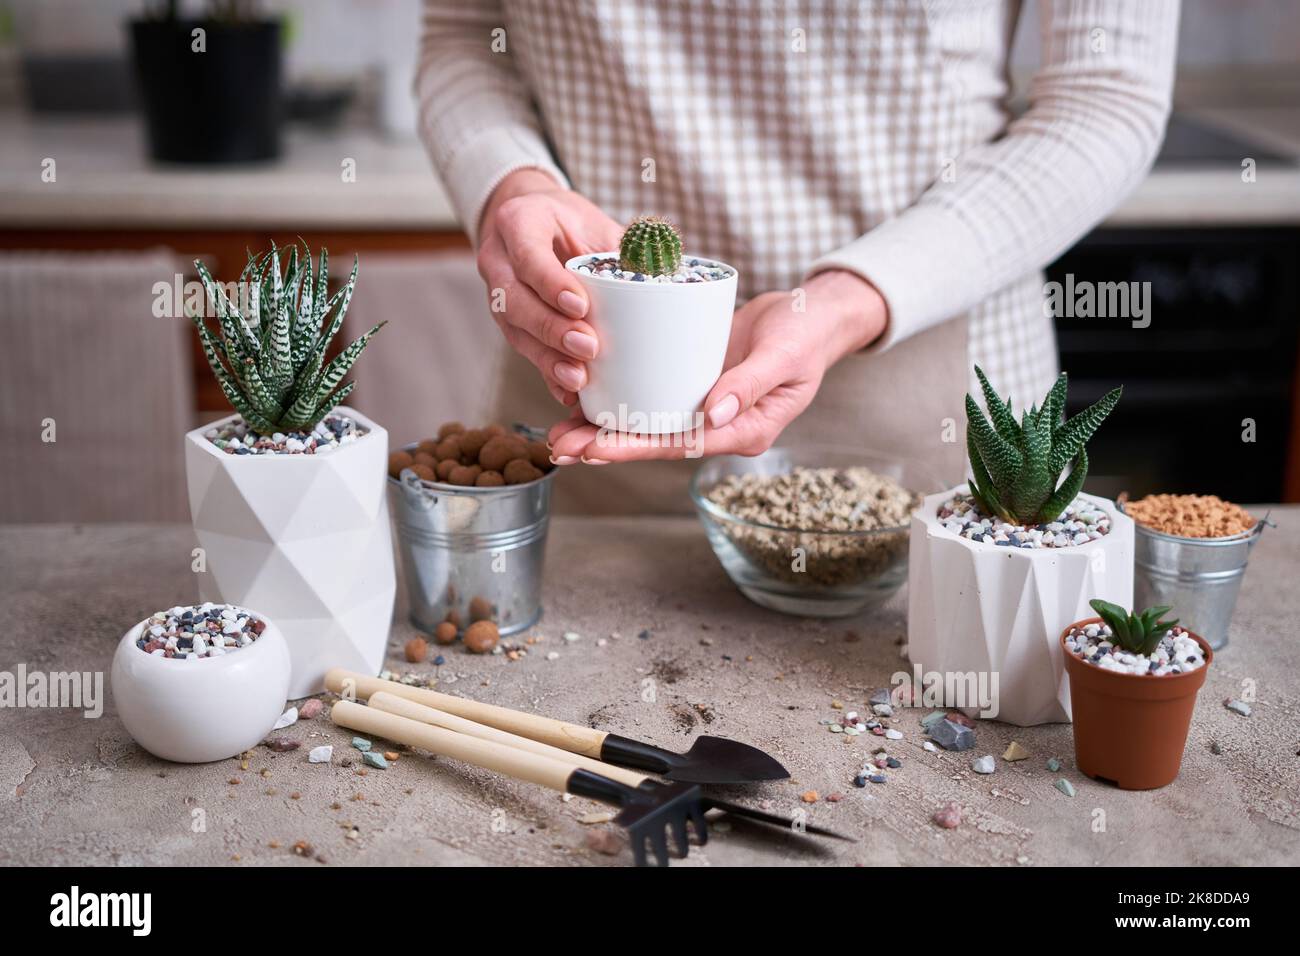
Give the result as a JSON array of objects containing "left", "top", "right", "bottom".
[
  {"left": 332, "top": 699, "right": 848, "bottom": 866},
  {"left": 325, "top": 668, "right": 790, "bottom": 784}
]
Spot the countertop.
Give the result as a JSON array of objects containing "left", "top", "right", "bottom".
[
  {"left": 2, "top": 109, "right": 1299, "bottom": 230},
  {"left": 1, "top": 514, "right": 1297, "bottom": 867}
]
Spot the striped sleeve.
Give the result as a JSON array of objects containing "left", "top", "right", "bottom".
[
  {"left": 414, "top": 0, "right": 570, "bottom": 245},
  {"left": 807, "top": 0, "right": 1180, "bottom": 351}
]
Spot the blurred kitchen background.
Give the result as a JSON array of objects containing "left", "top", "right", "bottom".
[{"left": 0, "top": 0, "right": 1297, "bottom": 523}]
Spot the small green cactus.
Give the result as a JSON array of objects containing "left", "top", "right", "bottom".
[
  {"left": 1089, "top": 599, "right": 1179, "bottom": 656},
  {"left": 618, "top": 216, "right": 682, "bottom": 276},
  {"left": 966, "top": 365, "right": 1122, "bottom": 525}
]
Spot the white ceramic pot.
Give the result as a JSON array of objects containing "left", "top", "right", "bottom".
[
  {"left": 906, "top": 485, "right": 1134, "bottom": 726},
  {"left": 111, "top": 610, "right": 291, "bottom": 762},
  {"left": 567, "top": 252, "right": 738, "bottom": 435},
  {"left": 184, "top": 406, "right": 396, "bottom": 698}
]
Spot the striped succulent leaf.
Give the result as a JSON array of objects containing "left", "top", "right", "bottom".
[
  {"left": 191, "top": 243, "right": 382, "bottom": 435},
  {"left": 965, "top": 367, "right": 1121, "bottom": 525}
]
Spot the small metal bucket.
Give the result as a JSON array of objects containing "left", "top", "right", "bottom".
[
  {"left": 1128, "top": 514, "right": 1265, "bottom": 651},
  {"left": 388, "top": 440, "right": 556, "bottom": 637}
]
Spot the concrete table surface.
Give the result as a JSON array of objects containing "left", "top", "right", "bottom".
[{"left": 1, "top": 515, "right": 1297, "bottom": 867}]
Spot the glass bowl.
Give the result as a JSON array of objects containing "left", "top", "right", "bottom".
[{"left": 690, "top": 447, "right": 944, "bottom": 617}]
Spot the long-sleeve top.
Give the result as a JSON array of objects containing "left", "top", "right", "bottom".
[{"left": 415, "top": 0, "right": 1179, "bottom": 411}]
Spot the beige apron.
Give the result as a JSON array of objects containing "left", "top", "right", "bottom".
[{"left": 492, "top": 316, "right": 969, "bottom": 515}]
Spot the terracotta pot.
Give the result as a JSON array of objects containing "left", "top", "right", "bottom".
[{"left": 1061, "top": 617, "right": 1213, "bottom": 790}]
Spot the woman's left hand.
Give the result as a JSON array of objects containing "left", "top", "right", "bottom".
[{"left": 546, "top": 269, "right": 888, "bottom": 464}]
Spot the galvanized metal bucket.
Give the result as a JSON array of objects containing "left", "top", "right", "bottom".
[
  {"left": 388, "top": 439, "right": 556, "bottom": 637},
  {"left": 1128, "top": 513, "right": 1265, "bottom": 652}
]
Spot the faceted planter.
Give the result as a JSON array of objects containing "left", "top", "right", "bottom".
[
  {"left": 1061, "top": 617, "right": 1212, "bottom": 789},
  {"left": 184, "top": 407, "right": 395, "bottom": 698},
  {"left": 907, "top": 485, "right": 1135, "bottom": 726}
]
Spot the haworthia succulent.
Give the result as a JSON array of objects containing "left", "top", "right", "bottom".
[
  {"left": 190, "top": 244, "right": 382, "bottom": 435},
  {"left": 964, "top": 368, "right": 1120, "bottom": 525}
]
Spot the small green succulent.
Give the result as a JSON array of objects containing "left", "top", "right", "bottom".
[
  {"left": 1089, "top": 599, "right": 1179, "bottom": 656},
  {"left": 618, "top": 216, "right": 682, "bottom": 276},
  {"left": 191, "top": 241, "right": 384, "bottom": 436},
  {"left": 966, "top": 366, "right": 1122, "bottom": 525}
]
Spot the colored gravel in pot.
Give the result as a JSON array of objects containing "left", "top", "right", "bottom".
[
  {"left": 938, "top": 493, "right": 1110, "bottom": 548},
  {"left": 136, "top": 604, "right": 265, "bottom": 659},
  {"left": 205, "top": 413, "right": 366, "bottom": 456},
  {"left": 571, "top": 254, "right": 733, "bottom": 284},
  {"left": 1065, "top": 621, "right": 1205, "bottom": 676}
]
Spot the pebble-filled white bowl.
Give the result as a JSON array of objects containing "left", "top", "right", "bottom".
[{"left": 110, "top": 607, "right": 291, "bottom": 763}]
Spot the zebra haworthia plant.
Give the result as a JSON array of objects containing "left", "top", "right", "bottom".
[
  {"left": 619, "top": 216, "right": 682, "bottom": 276},
  {"left": 191, "top": 242, "right": 385, "bottom": 436},
  {"left": 966, "top": 365, "right": 1122, "bottom": 526}
]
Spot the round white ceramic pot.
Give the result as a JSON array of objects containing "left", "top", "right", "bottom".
[
  {"left": 110, "top": 610, "right": 291, "bottom": 763},
  {"left": 906, "top": 485, "right": 1134, "bottom": 726},
  {"left": 567, "top": 253, "right": 738, "bottom": 435}
]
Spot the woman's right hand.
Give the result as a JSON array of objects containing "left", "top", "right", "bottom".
[{"left": 475, "top": 169, "right": 624, "bottom": 406}]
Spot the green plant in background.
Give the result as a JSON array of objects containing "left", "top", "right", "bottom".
[
  {"left": 191, "top": 242, "right": 385, "bottom": 436},
  {"left": 966, "top": 365, "right": 1122, "bottom": 525},
  {"left": 619, "top": 216, "right": 682, "bottom": 276},
  {"left": 1089, "top": 599, "right": 1179, "bottom": 655}
]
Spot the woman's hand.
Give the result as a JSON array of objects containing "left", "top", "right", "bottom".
[
  {"left": 476, "top": 169, "right": 624, "bottom": 405},
  {"left": 547, "top": 269, "right": 889, "bottom": 463}
]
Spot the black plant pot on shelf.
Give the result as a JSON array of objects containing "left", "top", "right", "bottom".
[{"left": 129, "top": 18, "right": 283, "bottom": 164}]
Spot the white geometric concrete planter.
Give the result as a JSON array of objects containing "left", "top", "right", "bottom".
[
  {"left": 906, "top": 485, "right": 1134, "bottom": 726},
  {"left": 184, "top": 406, "right": 395, "bottom": 699}
]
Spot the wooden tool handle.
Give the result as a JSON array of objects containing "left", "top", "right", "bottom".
[
  {"left": 324, "top": 668, "right": 608, "bottom": 757},
  {"left": 331, "top": 700, "right": 578, "bottom": 793},
  {"left": 369, "top": 691, "right": 651, "bottom": 789}
]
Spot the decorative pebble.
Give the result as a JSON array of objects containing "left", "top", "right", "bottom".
[
  {"left": 573, "top": 254, "right": 734, "bottom": 285},
  {"left": 351, "top": 737, "right": 372, "bottom": 752},
  {"left": 563, "top": 631, "right": 581, "bottom": 643},
  {"left": 945, "top": 711, "right": 975, "bottom": 728},
  {"left": 923, "top": 741, "right": 939, "bottom": 753},
  {"left": 135, "top": 603, "right": 265, "bottom": 659},
  {"left": 273, "top": 707, "right": 298, "bottom": 730},
  {"left": 933, "top": 802, "right": 962, "bottom": 829},
  {"left": 586, "top": 829, "right": 624, "bottom": 856},
  {"left": 801, "top": 790, "right": 819, "bottom": 803},
  {"left": 868, "top": 688, "right": 892, "bottom": 706},
  {"left": 971, "top": 755, "right": 996, "bottom": 774},
  {"left": 298, "top": 698, "right": 324, "bottom": 720},
  {"left": 362, "top": 751, "right": 388, "bottom": 770},
  {"left": 921, "top": 711, "right": 948, "bottom": 731},
  {"left": 930, "top": 718, "right": 975, "bottom": 751},
  {"left": 1003, "top": 741, "right": 1030, "bottom": 762},
  {"left": 207, "top": 412, "right": 366, "bottom": 456},
  {"left": 1223, "top": 698, "right": 1252, "bottom": 717},
  {"left": 867, "top": 774, "right": 887, "bottom": 784},
  {"left": 884, "top": 729, "right": 903, "bottom": 740},
  {"left": 1046, "top": 757, "right": 1061, "bottom": 772},
  {"left": 1065, "top": 621, "right": 1204, "bottom": 676},
  {"left": 1210, "top": 740, "right": 1223, "bottom": 755},
  {"left": 308, "top": 745, "right": 333, "bottom": 763},
  {"left": 265, "top": 737, "right": 299, "bottom": 753},
  {"left": 937, "top": 492, "right": 1111, "bottom": 549},
  {"left": 1054, "top": 778, "right": 1076, "bottom": 797}
]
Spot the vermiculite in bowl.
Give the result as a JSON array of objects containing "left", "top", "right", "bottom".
[{"left": 691, "top": 448, "right": 934, "bottom": 616}]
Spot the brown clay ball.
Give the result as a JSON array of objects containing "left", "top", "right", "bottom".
[
  {"left": 479, "top": 436, "right": 526, "bottom": 472},
  {"left": 504, "top": 458, "right": 544, "bottom": 485},
  {"left": 435, "top": 435, "right": 462, "bottom": 461},
  {"left": 448, "top": 465, "right": 480, "bottom": 486},
  {"left": 433, "top": 621, "right": 458, "bottom": 645},
  {"left": 388, "top": 450, "right": 414, "bottom": 477},
  {"left": 437, "top": 422, "right": 465, "bottom": 440},
  {"left": 444, "top": 609, "right": 462, "bottom": 629},
  {"left": 469, "top": 595, "right": 494, "bottom": 622},
  {"left": 417, "top": 439, "right": 439, "bottom": 455},
  {"left": 475, "top": 470, "right": 505, "bottom": 487},
  {"left": 484, "top": 424, "right": 506, "bottom": 437},
  {"left": 435, "top": 458, "right": 458, "bottom": 481},
  {"left": 526, "top": 441, "right": 551, "bottom": 470},
  {"left": 464, "top": 620, "right": 500, "bottom": 654},
  {"left": 459, "top": 429, "right": 489, "bottom": 462},
  {"left": 413, "top": 451, "right": 438, "bottom": 468},
  {"left": 404, "top": 637, "right": 429, "bottom": 663},
  {"left": 409, "top": 463, "right": 436, "bottom": 482}
]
